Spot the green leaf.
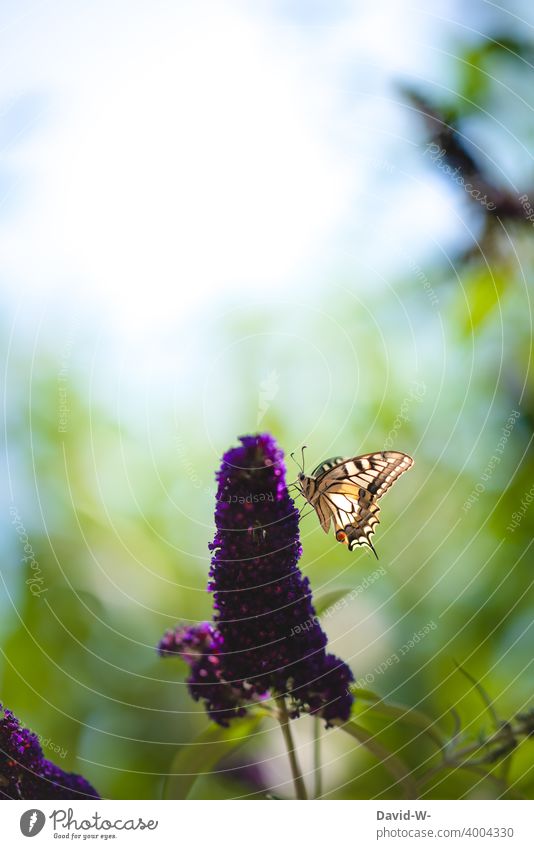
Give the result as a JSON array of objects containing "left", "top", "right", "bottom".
[
  {"left": 337, "top": 719, "right": 419, "bottom": 799},
  {"left": 313, "top": 588, "right": 353, "bottom": 616},
  {"left": 457, "top": 268, "right": 508, "bottom": 337},
  {"left": 162, "top": 715, "right": 263, "bottom": 799},
  {"left": 350, "top": 686, "right": 386, "bottom": 702},
  {"left": 350, "top": 687, "right": 446, "bottom": 749}
]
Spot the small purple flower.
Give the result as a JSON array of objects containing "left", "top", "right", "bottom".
[
  {"left": 158, "top": 623, "right": 252, "bottom": 726},
  {"left": 0, "top": 704, "right": 99, "bottom": 799},
  {"left": 160, "top": 434, "right": 354, "bottom": 726}
]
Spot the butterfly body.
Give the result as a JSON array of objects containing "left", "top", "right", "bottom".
[{"left": 296, "top": 451, "right": 413, "bottom": 556}]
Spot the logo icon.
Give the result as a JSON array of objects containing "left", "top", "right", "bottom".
[{"left": 20, "top": 809, "right": 46, "bottom": 837}]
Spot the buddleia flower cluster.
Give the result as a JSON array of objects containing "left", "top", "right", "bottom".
[
  {"left": 0, "top": 704, "right": 99, "bottom": 799},
  {"left": 159, "top": 433, "right": 354, "bottom": 726}
]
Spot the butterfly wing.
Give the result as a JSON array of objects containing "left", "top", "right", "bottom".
[
  {"left": 321, "top": 452, "right": 413, "bottom": 497},
  {"left": 315, "top": 488, "right": 381, "bottom": 554},
  {"left": 311, "top": 451, "right": 413, "bottom": 554},
  {"left": 313, "top": 494, "right": 334, "bottom": 534}
]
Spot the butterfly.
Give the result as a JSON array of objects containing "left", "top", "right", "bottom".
[{"left": 293, "top": 450, "right": 414, "bottom": 557}]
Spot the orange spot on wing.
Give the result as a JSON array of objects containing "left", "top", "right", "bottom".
[{"left": 336, "top": 530, "right": 348, "bottom": 544}]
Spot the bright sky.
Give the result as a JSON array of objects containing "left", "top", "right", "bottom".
[{"left": 0, "top": 0, "right": 466, "bottom": 342}]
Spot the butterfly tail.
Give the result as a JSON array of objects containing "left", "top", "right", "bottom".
[
  {"left": 368, "top": 539, "right": 379, "bottom": 560},
  {"left": 346, "top": 528, "right": 379, "bottom": 558}
]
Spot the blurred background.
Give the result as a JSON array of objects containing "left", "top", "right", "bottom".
[{"left": 1, "top": 0, "right": 533, "bottom": 799}]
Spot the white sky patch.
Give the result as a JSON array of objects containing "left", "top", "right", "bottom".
[
  {"left": 0, "top": 2, "right": 355, "bottom": 333},
  {"left": 0, "top": 0, "right": 462, "bottom": 341}
]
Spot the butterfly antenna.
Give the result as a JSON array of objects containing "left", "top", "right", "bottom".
[
  {"left": 289, "top": 451, "right": 301, "bottom": 473},
  {"left": 290, "top": 447, "right": 307, "bottom": 474}
]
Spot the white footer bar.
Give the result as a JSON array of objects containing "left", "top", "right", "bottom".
[{"left": 2, "top": 799, "right": 531, "bottom": 848}]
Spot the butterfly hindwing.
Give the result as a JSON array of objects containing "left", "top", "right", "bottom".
[
  {"left": 317, "top": 487, "right": 381, "bottom": 554},
  {"left": 313, "top": 495, "right": 334, "bottom": 534}
]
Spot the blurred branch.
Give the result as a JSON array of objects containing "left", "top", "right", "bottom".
[
  {"left": 344, "top": 681, "right": 533, "bottom": 798},
  {"left": 400, "top": 86, "right": 531, "bottom": 222},
  {"left": 418, "top": 711, "right": 534, "bottom": 794}
]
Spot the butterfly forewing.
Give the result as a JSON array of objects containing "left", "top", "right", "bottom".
[{"left": 319, "top": 452, "right": 412, "bottom": 495}]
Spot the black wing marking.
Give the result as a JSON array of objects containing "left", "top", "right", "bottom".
[{"left": 310, "top": 456, "right": 346, "bottom": 477}]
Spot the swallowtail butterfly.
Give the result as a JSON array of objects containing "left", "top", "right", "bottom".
[{"left": 294, "top": 451, "right": 413, "bottom": 557}]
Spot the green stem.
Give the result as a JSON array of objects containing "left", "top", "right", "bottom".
[
  {"left": 314, "top": 715, "right": 323, "bottom": 798},
  {"left": 276, "top": 697, "right": 308, "bottom": 800}
]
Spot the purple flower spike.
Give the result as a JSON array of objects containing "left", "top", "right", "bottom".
[
  {"left": 159, "top": 434, "right": 354, "bottom": 727},
  {"left": 207, "top": 433, "right": 354, "bottom": 725},
  {"left": 0, "top": 704, "right": 99, "bottom": 799}
]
